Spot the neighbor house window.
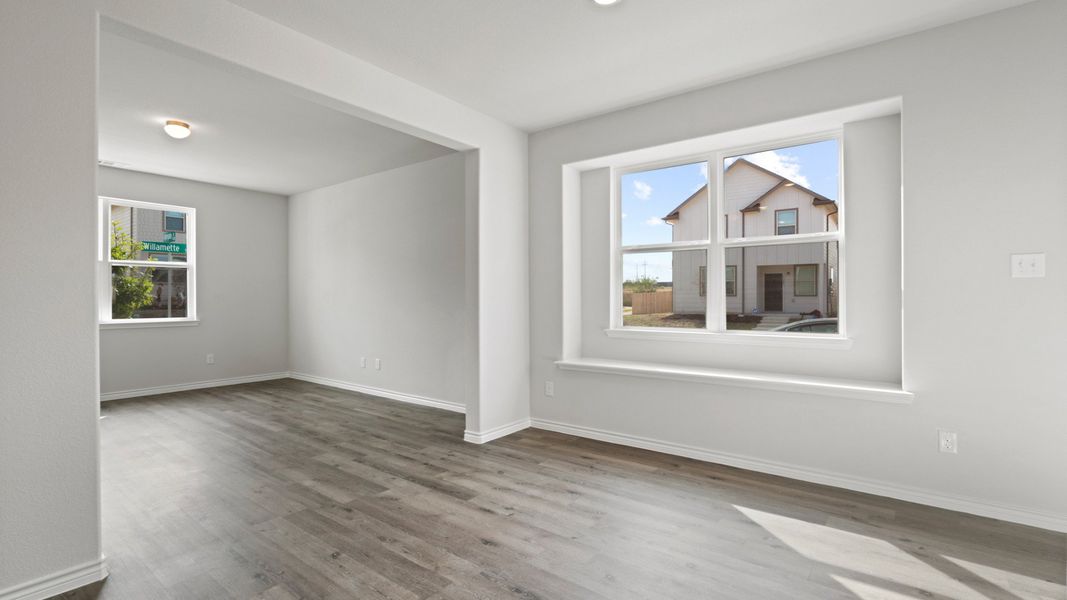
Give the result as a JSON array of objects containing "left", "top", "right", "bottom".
[
  {"left": 775, "top": 208, "right": 798, "bottom": 236},
  {"left": 614, "top": 135, "right": 841, "bottom": 335},
  {"left": 794, "top": 264, "right": 817, "bottom": 296},
  {"left": 100, "top": 197, "right": 196, "bottom": 323},
  {"left": 163, "top": 210, "right": 186, "bottom": 232}
]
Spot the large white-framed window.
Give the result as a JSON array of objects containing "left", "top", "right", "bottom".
[
  {"left": 612, "top": 131, "right": 843, "bottom": 340},
  {"left": 98, "top": 196, "right": 197, "bottom": 326}
]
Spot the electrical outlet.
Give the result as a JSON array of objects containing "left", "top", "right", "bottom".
[
  {"left": 360, "top": 357, "right": 367, "bottom": 368},
  {"left": 206, "top": 353, "right": 215, "bottom": 365},
  {"left": 938, "top": 429, "right": 958, "bottom": 454},
  {"left": 375, "top": 358, "right": 381, "bottom": 371},
  {"left": 544, "top": 381, "right": 554, "bottom": 397}
]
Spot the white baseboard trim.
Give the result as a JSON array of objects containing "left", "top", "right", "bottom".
[
  {"left": 465, "top": 417, "right": 531, "bottom": 444},
  {"left": 100, "top": 372, "right": 290, "bottom": 401},
  {"left": 531, "top": 418, "right": 1067, "bottom": 533},
  {"left": 288, "top": 372, "right": 465, "bottom": 414},
  {"left": 0, "top": 557, "right": 108, "bottom": 600}
]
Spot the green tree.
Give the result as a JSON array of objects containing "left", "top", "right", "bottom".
[
  {"left": 624, "top": 275, "right": 658, "bottom": 293},
  {"left": 110, "top": 221, "right": 155, "bottom": 318}
]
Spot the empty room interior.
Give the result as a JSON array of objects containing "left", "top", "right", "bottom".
[{"left": 1, "top": 1, "right": 1064, "bottom": 600}]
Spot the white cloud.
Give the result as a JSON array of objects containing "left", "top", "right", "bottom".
[
  {"left": 644, "top": 217, "right": 664, "bottom": 226},
  {"left": 621, "top": 212, "right": 628, "bottom": 219},
  {"left": 700, "top": 163, "right": 708, "bottom": 180},
  {"left": 729, "top": 150, "right": 811, "bottom": 189},
  {"left": 633, "top": 180, "right": 652, "bottom": 200}
]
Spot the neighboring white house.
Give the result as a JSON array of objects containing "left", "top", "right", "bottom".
[{"left": 664, "top": 158, "right": 839, "bottom": 316}]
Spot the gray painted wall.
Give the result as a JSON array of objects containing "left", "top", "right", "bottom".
[
  {"left": 98, "top": 168, "right": 289, "bottom": 394},
  {"left": 530, "top": 1, "right": 1067, "bottom": 525},
  {"left": 0, "top": 0, "right": 525, "bottom": 593},
  {"left": 0, "top": 2, "right": 102, "bottom": 592},
  {"left": 288, "top": 153, "right": 468, "bottom": 408}
]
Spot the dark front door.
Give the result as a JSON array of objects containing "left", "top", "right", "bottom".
[{"left": 764, "top": 273, "right": 783, "bottom": 311}]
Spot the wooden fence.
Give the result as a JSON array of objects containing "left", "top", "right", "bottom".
[{"left": 630, "top": 291, "right": 673, "bottom": 315}]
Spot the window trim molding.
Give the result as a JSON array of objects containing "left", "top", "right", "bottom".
[
  {"left": 556, "top": 357, "right": 908, "bottom": 403},
  {"left": 100, "top": 318, "right": 200, "bottom": 330},
  {"left": 99, "top": 196, "right": 197, "bottom": 324},
  {"left": 610, "top": 130, "right": 845, "bottom": 341}
]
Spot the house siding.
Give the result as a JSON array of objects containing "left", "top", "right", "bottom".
[
  {"left": 740, "top": 185, "right": 834, "bottom": 238},
  {"left": 670, "top": 161, "right": 836, "bottom": 315}
]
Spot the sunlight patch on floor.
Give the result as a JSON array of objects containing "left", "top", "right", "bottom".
[
  {"left": 734, "top": 505, "right": 983, "bottom": 599},
  {"left": 943, "top": 555, "right": 1063, "bottom": 600},
  {"left": 830, "top": 575, "right": 920, "bottom": 600}
]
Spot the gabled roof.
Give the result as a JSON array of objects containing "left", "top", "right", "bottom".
[
  {"left": 739, "top": 165, "right": 835, "bottom": 213},
  {"left": 663, "top": 185, "right": 707, "bottom": 222},
  {"left": 661, "top": 158, "right": 835, "bottom": 221}
]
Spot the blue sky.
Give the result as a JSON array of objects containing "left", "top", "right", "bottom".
[{"left": 620, "top": 139, "right": 838, "bottom": 283}]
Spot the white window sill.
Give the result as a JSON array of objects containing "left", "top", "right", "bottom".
[
  {"left": 604, "top": 327, "right": 853, "bottom": 349},
  {"left": 555, "top": 357, "right": 913, "bottom": 404},
  {"left": 100, "top": 319, "right": 199, "bottom": 330}
]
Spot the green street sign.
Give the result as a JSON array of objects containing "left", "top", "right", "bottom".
[{"left": 141, "top": 241, "right": 186, "bottom": 254}]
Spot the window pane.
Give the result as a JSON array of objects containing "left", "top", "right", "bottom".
[
  {"left": 723, "top": 242, "right": 839, "bottom": 334},
  {"left": 723, "top": 139, "right": 838, "bottom": 239},
  {"left": 163, "top": 211, "right": 186, "bottom": 232},
  {"left": 622, "top": 250, "right": 705, "bottom": 328},
  {"left": 111, "top": 266, "right": 188, "bottom": 319},
  {"left": 775, "top": 209, "right": 797, "bottom": 235},
  {"left": 724, "top": 265, "right": 737, "bottom": 296},
  {"left": 795, "top": 264, "right": 817, "bottom": 296},
  {"left": 621, "top": 161, "right": 707, "bottom": 247},
  {"left": 110, "top": 205, "right": 188, "bottom": 262}
]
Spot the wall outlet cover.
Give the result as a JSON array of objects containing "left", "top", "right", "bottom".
[{"left": 938, "top": 429, "right": 958, "bottom": 454}]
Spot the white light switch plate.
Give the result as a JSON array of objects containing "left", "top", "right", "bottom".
[{"left": 1011, "top": 253, "right": 1045, "bottom": 278}]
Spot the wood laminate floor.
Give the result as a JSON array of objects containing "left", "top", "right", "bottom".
[{"left": 55, "top": 379, "right": 1064, "bottom": 600}]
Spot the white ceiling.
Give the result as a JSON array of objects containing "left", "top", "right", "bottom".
[
  {"left": 227, "top": 0, "right": 1034, "bottom": 131},
  {"left": 99, "top": 31, "right": 454, "bottom": 196}
]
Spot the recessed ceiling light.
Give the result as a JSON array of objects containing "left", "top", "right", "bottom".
[
  {"left": 593, "top": 0, "right": 620, "bottom": 5},
  {"left": 163, "top": 119, "right": 191, "bottom": 139}
]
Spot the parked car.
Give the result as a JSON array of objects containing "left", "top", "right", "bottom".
[{"left": 772, "top": 317, "right": 838, "bottom": 334}]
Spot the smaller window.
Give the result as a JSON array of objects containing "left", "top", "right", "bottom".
[
  {"left": 163, "top": 211, "right": 186, "bottom": 233},
  {"left": 775, "top": 209, "right": 798, "bottom": 236},
  {"left": 104, "top": 198, "right": 195, "bottom": 322},
  {"left": 795, "top": 264, "right": 817, "bottom": 296},
  {"left": 725, "top": 265, "right": 737, "bottom": 296}
]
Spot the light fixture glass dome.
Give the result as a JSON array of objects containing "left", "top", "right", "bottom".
[{"left": 163, "top": 119, "right": 191, "bottom": 139}]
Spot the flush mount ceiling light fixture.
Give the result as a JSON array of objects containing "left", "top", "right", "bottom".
[
  {"left": 593, "top": 0, "right": 620, "bottom": 5},
  {"left": 163, "top": 119, "right": 191, "bottom": 139}
]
